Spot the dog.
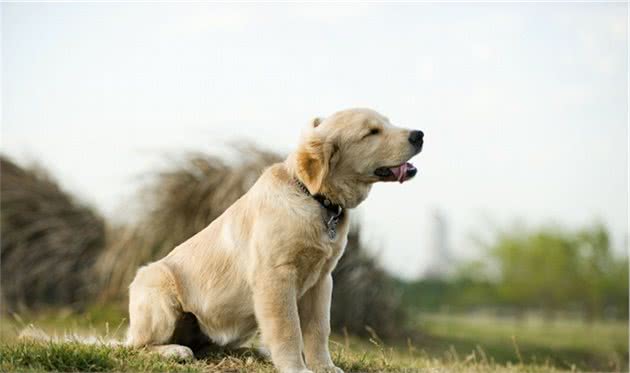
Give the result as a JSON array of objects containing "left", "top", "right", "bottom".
[{"left": 125, "top": 108, "right": 424, "bottom": 373}]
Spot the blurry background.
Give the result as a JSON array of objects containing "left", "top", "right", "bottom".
[{"left": 1, "top": 2, "right": 628, "bottom": 372}]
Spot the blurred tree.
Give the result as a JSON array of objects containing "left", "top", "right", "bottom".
[
  {"left": 573, "top": 225, "right": 610, "bottom": 321},
  {"left": 399, "top": 223, "right": 628, "bottom": 321},
  {"left": 487, "top": 224, "right": 627, "bottom": 320}
]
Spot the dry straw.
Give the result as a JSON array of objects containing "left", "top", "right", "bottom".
[{"left": 0, "top": 156, "right": 105, "bottom": 312}]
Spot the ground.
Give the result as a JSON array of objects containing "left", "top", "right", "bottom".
[{"left": 0, "top": 307, "right": 626, "bottom": 372}]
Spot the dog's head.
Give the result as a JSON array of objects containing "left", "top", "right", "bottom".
[{"left": 292, "top": 108, "right": 423, "bottom": 208}]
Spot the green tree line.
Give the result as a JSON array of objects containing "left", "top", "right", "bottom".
[{"left": 399, "top": 224, "right": 628, "bottom": 320}]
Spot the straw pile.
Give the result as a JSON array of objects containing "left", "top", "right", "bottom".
[
  {"left": 0, "top": 156, "right": 105, "bottom": 312},
  {"left": 331, "top": 228, "right": 405, "bottom": 339}
]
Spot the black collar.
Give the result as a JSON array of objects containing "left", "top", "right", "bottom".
[
  {"left": 294, "top": 178, "right": 344, "bottom": 239},
  {"left": 294, "top": 178, "right": 343, "bottom": 216}
]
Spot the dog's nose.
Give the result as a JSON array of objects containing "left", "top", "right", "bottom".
[{"left": 408, "top": 130, "right": 424, "bottom": 147}]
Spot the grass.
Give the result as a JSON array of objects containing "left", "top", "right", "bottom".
[
  {"left": 0, "top": 341, "right": 209, "bottom": 372},
  {"left": 0, "top": 339, "right": 566, "bottom": 373},
  {"left": 415, "top": 312, "right": 628, "bottom": 372},
  {"left": 0, "top": 308, "right": 626, "bottom": 372}
]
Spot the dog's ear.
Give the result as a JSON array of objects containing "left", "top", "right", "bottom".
[
  {"left": 311, "top": 117, "right": 323, "bottom": 128},
  {"left": 296, "top": 137, "right": 336, "bottom": 194}
]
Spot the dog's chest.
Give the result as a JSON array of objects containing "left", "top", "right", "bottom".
[{"left": 297, "top": 228, "right": 348, "bottom": 296}]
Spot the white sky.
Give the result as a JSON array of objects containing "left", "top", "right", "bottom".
[{"left": 2, "top": 2, "right": 628, "bottom": 279}]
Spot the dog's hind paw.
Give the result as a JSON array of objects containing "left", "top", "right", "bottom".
[
  {"left": 254, "top": 346, "right": 272, "bottom": 361},
  {"left": 149, "top": 344, "right": 195, "bottom": 361}
]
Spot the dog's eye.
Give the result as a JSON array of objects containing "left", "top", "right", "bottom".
[{"left": 361, "top": 128, "right": 381, "bottom": 140}]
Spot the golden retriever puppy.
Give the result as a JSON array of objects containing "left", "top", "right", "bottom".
[{"left": 126, "top": 108, "right": 424, "bottom": 373}]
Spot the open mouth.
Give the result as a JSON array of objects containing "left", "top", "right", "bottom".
[{"left": 374, "top": 162, "right": 417, "bottom": 183}]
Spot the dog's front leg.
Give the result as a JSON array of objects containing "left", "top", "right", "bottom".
[
  {"left": 299, "top": 274, "right": 343, "bottom": 373},
  {"left": 254, "top": 268, "right": 310, "bottom": 373}
]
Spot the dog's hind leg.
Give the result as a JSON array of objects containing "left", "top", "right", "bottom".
[{"left": 126, "top": 262, "right": 194, "bottom": 361}]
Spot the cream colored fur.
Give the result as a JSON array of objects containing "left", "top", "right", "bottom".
[{"left": 125, "top": 108, "right": 422, "bottom": 373}]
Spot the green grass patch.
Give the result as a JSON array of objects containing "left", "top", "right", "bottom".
[
  {"left": 415, "top": 313, "right": 628, "bottom": 372},
  {"left": 0, "top": 339, "right": 566, "bottom": 373},
  {"left": 0, "top": 341, "right": 212, "bottom": 372},
  {"left": 1, "top": 310, "right": 622, "bottom": 372}
]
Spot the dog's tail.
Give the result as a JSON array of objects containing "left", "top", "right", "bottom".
[{"left": 18, "top": 324, "right": 124, "bottom": 346}]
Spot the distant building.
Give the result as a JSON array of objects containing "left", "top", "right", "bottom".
[{"left": 422, "top": 209, "right": 452, "bottom": 279}]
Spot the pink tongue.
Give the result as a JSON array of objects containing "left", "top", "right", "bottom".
[{"left": 390, "top": 163, "right": 408, "bottom": 183}]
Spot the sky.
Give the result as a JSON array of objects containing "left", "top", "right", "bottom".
[{"left": 2, "top": 2, "right": 628, "bottom": 279}]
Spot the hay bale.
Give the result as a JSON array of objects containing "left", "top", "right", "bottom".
[
  {"left": 0, "top": 156, "right": 105, "bottom": 312},
  {"left": 96, "top": 146, "right": 283, "bottom": 298},
  {"left": 97, "top": 145, "right": 405, "bottom": 338},
  {"left": 331, "top": 229, "right": 406, "bottom": 339}
]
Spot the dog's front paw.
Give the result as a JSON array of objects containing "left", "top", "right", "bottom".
[
  {"left": 311, "top": 366, "right": 343, "bottom": 373},
  {"left": 276, "top": 365, "right": 314, "bottom": 373}
]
